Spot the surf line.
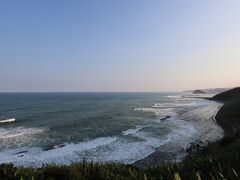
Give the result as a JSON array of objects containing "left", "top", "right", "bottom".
[{"left": 0, "top": 118, "right": 16, "bottom": 124}]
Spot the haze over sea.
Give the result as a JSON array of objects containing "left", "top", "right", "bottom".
[{"left": 0, "top": 92, "right": 223, "bottom": 167}]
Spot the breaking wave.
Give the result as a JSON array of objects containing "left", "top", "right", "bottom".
[{"left": 0, "top": 118, "right": 16, "bottom": 124}]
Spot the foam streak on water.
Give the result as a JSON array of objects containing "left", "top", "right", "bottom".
[{"left": 0, "top": 118, "right": 16, "bottom": 124}]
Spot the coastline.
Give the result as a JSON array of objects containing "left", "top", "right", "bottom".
[
  {"left": 212, "top": 105, "right": 222, "bottom": 122},
  {"left": 185, "top": 88, "right": 240, "bottom": 162},
  {"left": 183, "top": 103, "right": 225, "bottom": 160},
  {"left": 176, "top": 102, "right": 227, "bottom": 162},
  {"left": 1, "top": 88, "right": 240, "bottom": 179},
  {"left": 209, "top": 87, "right": 240, "bottom": 136},
  {"left": 134, "top": 100, "right": 224, "bottom": 167}
]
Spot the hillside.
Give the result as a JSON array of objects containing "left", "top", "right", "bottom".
[
  {"left": 209, "top": 87, "right": 240, "bottom": 134},
  {"left": 210, "top": 87, "right": 240, "bottom": 102},
  {"left": 192, "top": 89, "right": 206, "bottom": 94},
  {"left": 184, "top": 88, "right": 229, "bottom": 94}
]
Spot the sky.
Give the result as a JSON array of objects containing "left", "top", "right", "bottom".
[{"left": 0, "top": 0, "right": 240, "bottom": 92}]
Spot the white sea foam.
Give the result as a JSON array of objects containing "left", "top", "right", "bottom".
[
  {"left": 152, "top": 102, "right": 197, "bottom": 108},
  {"left": 0, "top": 118, "right": 201, "bottom": 167},
  {"left": 165, "top": 95, "right": 182, "bottom": 98},
  {"left": 0, "top": 125, "right": 176, "bottom": 166},
  {"left": 133, "top": 98, "right": 209, "bottom": 117},
  {"left": 71, "top": 121, "right": 195, "bottom": 164},
  {"left": 0, "top": 136, "right": 118, "bottom": 166},
  {"left": 0, "top": 127, "right": 46, "bottom": 151},
  {"left": 83, "top": 135, "right": 169, "bottom": 164},
  {"left": 122, "top": 125, "right": 148, "bottom": 136},
  {"left": 134, "top": 107, "right": 176, "bottom": 117},
  {"left": 0, "top": 127, "right": 44, "bottom": 140},
  {"left": 0, "top": 118, "right": 16, "bottom": 124}
]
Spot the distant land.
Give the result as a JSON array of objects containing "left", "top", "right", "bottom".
[
  {"left": 210, "top": 87, "right": 240, "bottom": 102},
  {"left": 185, "top": 88, "right": 230, "bottom": 94},
  {"left": 192, "top": 89, "right": 206, "bottom": 94}
]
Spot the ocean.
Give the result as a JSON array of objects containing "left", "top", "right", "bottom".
[{"left": 0, "top": 92, "right": 224, "bottom": 167}]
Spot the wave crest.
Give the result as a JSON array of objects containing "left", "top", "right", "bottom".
[{"left": 0, "top": 118, "right": 16, "bottom": 124}]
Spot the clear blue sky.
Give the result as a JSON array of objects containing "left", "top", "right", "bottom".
[{"left": 0, "top": 0, "right": 240, "bottom": 92}]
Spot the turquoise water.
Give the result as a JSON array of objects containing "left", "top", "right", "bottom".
[{"left": 0, "top": 92, "right": 223, "bottom": 166}]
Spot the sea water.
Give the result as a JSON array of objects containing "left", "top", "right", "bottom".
[{"left": 0, "top": 92, "right": 224, "bottom": 167}]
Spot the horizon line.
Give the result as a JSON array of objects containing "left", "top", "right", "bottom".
[{"left": 0, "top": 91, "right": 180, "bottom": 93}]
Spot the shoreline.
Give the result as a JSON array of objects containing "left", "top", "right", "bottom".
[
  {"left": 181, "top": 102, "right": 224, "bottom": 160},
  {"left": 133, "top": 100, "right": 224, "bottom": 168},
  {"left": 185, "top": 96, "right": 238, "bottom": 157},
  {"left": 209, "top": 87, "right": 240, "bottom": 135},
  {"left": 212, "top": 105, "right": 222, "bottom": 122},
  {"left": 185, "top": 88, "right": 240, "bottom": 162}
]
